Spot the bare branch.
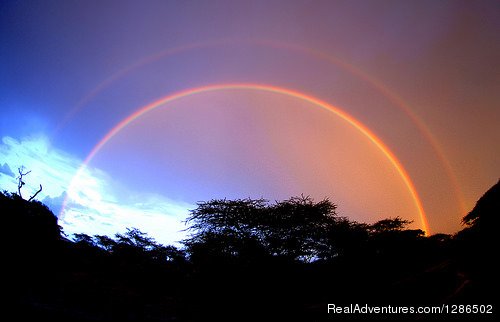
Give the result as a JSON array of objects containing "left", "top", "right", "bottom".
[
  {"left": 17, "top": 166, "right": 31, "bottom": 198},
  {"left": 28, "top": 184, "right": 43, "bottom": 202}
]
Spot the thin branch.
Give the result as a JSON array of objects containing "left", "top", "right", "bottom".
[{"left": 28, "top": 184, "right": 43, "bottom": 202}]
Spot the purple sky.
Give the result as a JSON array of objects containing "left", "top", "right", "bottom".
[{"left": 1, "top": 0, "right": 499, "bottom": 243}]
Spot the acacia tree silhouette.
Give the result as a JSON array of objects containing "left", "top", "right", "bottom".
[{"left": 184, "top": 195, "right": 344, "bottom": 262}]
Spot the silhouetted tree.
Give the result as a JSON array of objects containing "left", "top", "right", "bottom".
[
  {"left": 322, "top": 217, "right": 369, "bottom": 259},
  {"left": 5, "top": 178, "right": 498, "bottom": 321},
  {"left": 184, "top": 198, "right": 268, "bottom": 261},
  {"left": 16, "top": 166, "right": 30, "bottom": 198},
  {"left": 73, "top": 232, "right": 96, "bottom": 247},
  {"left": 16, "top": 166, "right": 42, "bottom": 201},
  {"left": 115, "top": 228, "right": 158, "bottom": 250},
  {"left": 462, "top": 179, "right": 500, "bottom": 233},
  {"left": 94, "top": 234, "right": 117, "bottom": 251},
  {"left": 184, "top": 195, "right": 342, "bottom": 262},
  {"left": 369, "top": 216, "right": 412, "bottom": 233},
  {"left": 264, "top": 195, "right": 338, "bottom": 261}
]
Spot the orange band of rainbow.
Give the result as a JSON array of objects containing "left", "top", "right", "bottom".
[{"left": 75, "top": 83, "right": 430, "bottom": 234}]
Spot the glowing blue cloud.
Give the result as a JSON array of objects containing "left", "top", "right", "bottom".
[{"left": 0, "top": 135, "right": 192, "bottom": 246}]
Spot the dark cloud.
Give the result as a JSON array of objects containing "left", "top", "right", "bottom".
[{"left": 0, "top": 163, "right": 14, "bottom": 177}]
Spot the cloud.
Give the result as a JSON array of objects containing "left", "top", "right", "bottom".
[
  {"left": 61, "top": 169, "right": 192, "bottom": 245},
  {"left": 60, "top": 197, "right": 190, "bottom": 246},
  {"left": 42, "top": 191, "right": 68, "bottom": 217},
  {"left": 0, "top": 162, "right": 14, "bottom": 178},
  {"left": 0, "top": 135, "right": 79, "bottom": 198},
  {"left": 0, "top": 135, "right": 193, "bottom": 246}
]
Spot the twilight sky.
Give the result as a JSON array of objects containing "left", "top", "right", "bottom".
[{"left": 1, "top": 0, "right": 499, "bottom": 244}]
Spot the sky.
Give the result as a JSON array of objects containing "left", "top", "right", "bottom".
[{"left": 1, "top": 0, "right": 499, "bottom": 245}]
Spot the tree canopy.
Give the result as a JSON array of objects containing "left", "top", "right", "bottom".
[{"left": 184, "top": 195, "right": 343, "bottom": 262}]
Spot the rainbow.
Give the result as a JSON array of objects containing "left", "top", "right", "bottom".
[
  {"left": 53, "top": 40, "right": 226, "bottom": 134},
  {"left": 56, "top": 39, "right": 463, "bottom": 217},
  {"left": 73, "top": 83, "right": 430, "bottom": 234},
  {"left": 255, "top": 39, "right": 465, "bottom": 216}
]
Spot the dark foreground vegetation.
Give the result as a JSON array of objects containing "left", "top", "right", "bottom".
[{"left": 2, "top": 180, "right": 499, "bottom": 321}]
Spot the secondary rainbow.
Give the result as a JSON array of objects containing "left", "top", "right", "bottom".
[
  {"left": 57, "top": 39, "right": 463, "bottom": 217},
  {"left": 73, "top": 83, "right": 430, "bottom": 234}
]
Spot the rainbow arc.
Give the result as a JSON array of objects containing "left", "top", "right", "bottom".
[{"left": 66, "top": 83, "right": 430, "bottom": 234}]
